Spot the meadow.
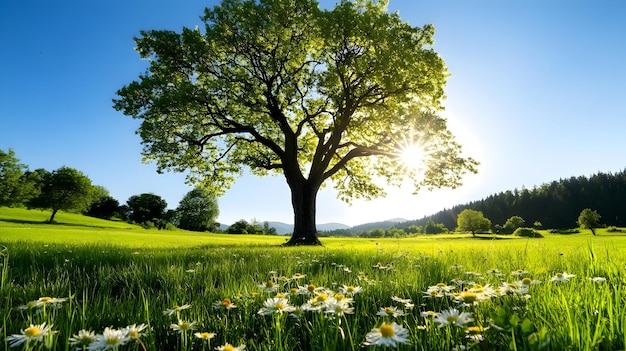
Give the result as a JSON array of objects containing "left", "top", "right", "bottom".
[{"left": 2, "top": 207, "right": 626, "bottom": 350}]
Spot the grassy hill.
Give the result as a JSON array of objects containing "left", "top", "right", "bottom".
[{"left": 0, "top": 207, "right": 287, "bottom": 248}]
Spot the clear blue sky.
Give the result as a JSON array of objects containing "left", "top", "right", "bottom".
[{"left": 1, "top": 1, "right": 625, "bottom": 226}]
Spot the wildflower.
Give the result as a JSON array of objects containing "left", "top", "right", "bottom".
[
  {"left": 5, "top": 323, "right": 54, "bottom": 348},
  {"left": 194, "top": 332, "right": 216, "bottom": 340},
  {"left": 551, "top": 272, "right": 575, "bottom": 282},
  {"left": 324, "top": 300, "right": 354, "bottom": 317},
  {"left": 339, "top": 285, "right": 363, "bottom": 296},
  {"left": 170, "top": 320, "right": 197, "bottom": 333},
  {"left": 258, "top": 297, "right": 296, "bottom": 315},
  {"left": 376, "top": 306, "right": 405, "bottom": 318},
  {"left": 589, "top": 277, "right": 606, "bottom": 283},
  {"left": 291, "top": 273, "right": 306, "bottom": 280},
  {"left": 433, "top": 309, "right": 474, "bottom": 328},
  {"left": 519, "top": 277, "right": 542, "bottom": 285},
  {"left": 363, "top": 322, "right": 409, "bottom": 348},
  {"left": 466, "top": 325, "right": 488, "bottom": 342},
  {"left": 163, "top": 304, "right": 192, "bottom": 316},
  {"left": 88, "top": 327, "right": 130, "bottom": 350},
  {"left": 420, "top": 310, "right": 438, "bottom": 318},
  {"left": 498, "top": 282, "right": 529, "bottom": 295},
  {"left": 214, "top": 298, "right": 237, "bottom": 310},
  {"left": 511, "top": 269, "right": 529, "bottom": 276},
  {"left": 215, "top": 342, "right": 246, "bottom": 351},
  {"left": 123, "top": 323, "right": 148, "bottom": 340},
  {"left": 301, "top": 293, "right": 333, "bottom": 312},
  {"left": 259, "top": 280, "right": 278, "bottom": 293},
  {"left": 69, "top": 329, "right": 96, "bottom": 348},
  {"left": 391, "top": 295, "right": 415, "bottom": 309}
]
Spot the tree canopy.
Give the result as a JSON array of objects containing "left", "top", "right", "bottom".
[
  {"left": 114, "top": 0, "right": 478, "bottom": 245},
  {"left": 126, "top": 193, "right": 167, "bottom": 224},
  {"left": 0, "top": 148, "right": 32, "bottom": 207},
  {"left": 28, "top": 166, "right": 95, "bottom": 223},
  {"left": 176, "top": 188, "right": 219, "bottom": 231},
  {"left": 578, "top": 208, "right": 601, "bottom": 236},
  {"left": 456, "top": 209, "right": 491, "bottom": 236}
]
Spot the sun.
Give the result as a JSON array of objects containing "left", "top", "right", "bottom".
[{"left": 399, "top": 144, "right": 426, "bottom": 170}]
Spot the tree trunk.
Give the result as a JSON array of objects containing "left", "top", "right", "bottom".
[
  {"left": 284, "top": 180, "right": 322, "bottom": 246},
  {"left": 48, "top": 209, "right": 58, "bottom": 224}
]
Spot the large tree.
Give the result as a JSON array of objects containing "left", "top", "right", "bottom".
[
  {"left": 28, "top": 167, "right": 94, "bottom": 223},
  {"left": 114, "top": 0, "right": 478, "bottom": 245}
]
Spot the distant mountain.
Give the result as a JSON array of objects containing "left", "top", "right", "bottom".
[
  {"left": 350, "top": 219, "right": 409, "bottom": 232},
  {"left": 220, "top": 218, "right": 406, "bottom": 234}
]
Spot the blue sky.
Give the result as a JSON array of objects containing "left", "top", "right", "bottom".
[{"left": 1, "top": 1, "right": 625, "bottom": 227}]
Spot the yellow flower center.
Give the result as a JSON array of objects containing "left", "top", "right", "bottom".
[
  {"left": 266, "top": 280, "right": 274, "bottom": 288},
  {"left": 274, "top": 303, "right": 285, "bottom": 310},
  {"left": 556, "top": 273, "right": 564, "bottom": 278},
  {"left": 430, "top": 290, "right": 439, "bottom": 296},
  {"left": 346, "top": 286, "right": 355, "bottom": 292},
  {"left": 307, "top": 284, "right": 316, "bottom": 292},
  {"left": 25, "top": 327, "right": 40, "bottom": 337},
  {"left": 334, "top": 293, "right": 345, "bottom": 301},
  {"left": 461, "top": 292, "right": 478, "bottom": 303},
  {"left": 508, "top": 283, "right": 517, "bottom": 289},
  {"left": 521, "top": 278, "right": 532, "bottom": 285},
  {"left": 379, "top": 324, "right": 395, "bottom": 338},
  {"left": 221, "top": 298, "right": 231, "bottom": 307},
  {"left": 290, "top": 288, "right": 298, "bottom": 293},
  {"left": 198, "top": 332, "right": 212, "bottom": 339},
  {"left": 385, "top": 307, "right": 393, "bottom": 314},
  {"left": 275, "top": 293, "right": 285, "bottom": 298},
  {"left": 316, "top": 294, "right": 327, "bottom": 302},
  {"left": 128, "top": 330, "right": 138, "bottom": 338},
  {"left": 180, "top": 321, "right": 190, "bottom": 330},
  {"left": 223, "top": 346, "right": 234, "bottom": 351},
  {"left": 447, "top": 315, "right": 460, "bottom": 323},
  {"left": 436, "top": 283, "right": 447, "bottom": 287},
  {"left": 106, "top": 336, "right": 120, "bottom": 345},
  {"left": 466, "top": 326, "right": 483, "bottom": 334}
]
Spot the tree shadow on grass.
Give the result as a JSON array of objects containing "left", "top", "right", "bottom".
[{"left": 0, "top": 218, "right": 131, "bottom": 230}]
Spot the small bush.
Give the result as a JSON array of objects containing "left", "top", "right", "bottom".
[
  {"left": 142, "top": 221, "right": 155, "bottom": 229},
  {"left": 607, "top": 226, "right": 622, "bottom": 233},
  {"left": 549, "top": 228, "right": 580, "bottom": 235},
  {"left": 514, "top": 227, "right": 543, "bottom": 238}
]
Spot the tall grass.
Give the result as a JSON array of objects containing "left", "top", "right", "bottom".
[
  {"left": 2, "top": 208, "right": 626, "bottom": 350},
  {"left": 2, "top": 238, "right": 626, "bottom": 350}
]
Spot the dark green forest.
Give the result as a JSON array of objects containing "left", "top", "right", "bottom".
[{"left": 397, "top": 169, "right": 626, "bottom": 231}]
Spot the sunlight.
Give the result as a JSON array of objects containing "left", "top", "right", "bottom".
[{"left": 399, "top": 144, "right": 426, "bottom": 170}]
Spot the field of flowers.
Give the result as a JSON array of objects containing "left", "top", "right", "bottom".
[{"left": 2, "top": 234, "right": 626, "bottom": 350}]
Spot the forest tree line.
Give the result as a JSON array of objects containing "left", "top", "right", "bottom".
[{"left": 396, "top": 169, "right": 626, "bottom": 232}]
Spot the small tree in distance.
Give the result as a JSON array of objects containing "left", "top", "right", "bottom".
[
  {"left": 126, "top": 193, "right": 167, "bottom": 224},
  {"left": 578, "top": 208, "right": 601, "bottom": 236},
  {"left": 176, "top": 188, "right": 219, "bottom": 232},
  {"left": 28, "top": 166, "right": 95, "bottom": 223},
  {"left": 502, "top": 215, "right": 525, "bottom": 234},
  {"left": 456, "top": 209, "right": 491, "bottom": 237}
]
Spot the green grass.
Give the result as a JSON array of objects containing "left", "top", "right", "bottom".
[{"left": 2, "top": 207, "right": 626, "bottom": 350}]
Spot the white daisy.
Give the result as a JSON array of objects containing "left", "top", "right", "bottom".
[
  {"left": 88, "top": 327, "right": 130, "bottom": 350},
  {"left": 5, "top": 323, "right": 54, "bottom": 348},
  {"left": 258, "top": 297, "right": 296, "bottom": 315},
  {"left": 363, "top": 322, "right": 409, "bottom": 348},
  {"left": 551, "top": 272, "right": 575, "bottom": 282},
  {"left": 433, "top": 308, "right": 474, "bottom": 328},
  {"left": 215, "top": 342, "right": 246, "bottom": 351}
]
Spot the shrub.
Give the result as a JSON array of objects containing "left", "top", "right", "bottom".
[
  {"left": 513, "top": 227, "right": 543, "bottom": 238},
  {"left": 607, "top": 226, "right": 622, "bottom": 233},
  {"left": 549, "top": 228, "right": 580, "bottom": 235}
]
